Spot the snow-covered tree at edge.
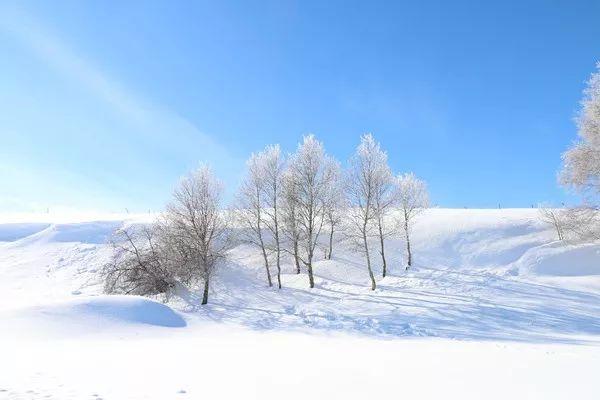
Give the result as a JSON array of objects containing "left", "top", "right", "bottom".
[
  {"left": 561, "top": 62, "right": 600, "bottom": 201},
  {"left": 395, "top": 172, "right": 429, "bottom": 270}
]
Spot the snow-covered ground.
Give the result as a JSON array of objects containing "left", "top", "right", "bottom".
[{"left": 1, "top": 208, "right": 600, "bottom": 399}]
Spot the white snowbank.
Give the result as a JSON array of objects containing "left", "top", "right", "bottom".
[
  {"left": 0, "top": 296, "right": 186, "bottom": 339},
  {"left": 515, "top": 242, "right": 600, "bottom": 276}
]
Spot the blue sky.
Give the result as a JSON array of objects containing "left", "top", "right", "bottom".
[{"left": 1, "top": 1, "right": 599, "bottom": 212}]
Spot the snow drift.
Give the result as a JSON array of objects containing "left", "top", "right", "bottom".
[
  {"left": 0, "top": 296, "right": 186, "bottom": 339},
  {"left": 1, "top": 208, "right": 599, "bottom": 342},
  {"left": 515, "top": 242, "right": 600, "bottom": 276}
]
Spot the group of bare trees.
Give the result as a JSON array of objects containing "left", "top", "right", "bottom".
[
  {"left": 102, "top": 166, "right": 231, "bottom": 305},
  {"left": 238, "top": 134, "right": 429, "bottom": 291},
  {"left": 236, "top": 136, "right": 342, "bottom": 289},
  {"left": 103, "top": 134, "right": 429, "bottom": 303},
  {"left": 101, "top": 62, "right": 600, "bottom": 304},
  {"left": 539, "top": 205, "right": 600, "bottom": 243}
]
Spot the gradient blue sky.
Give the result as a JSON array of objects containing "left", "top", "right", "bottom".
[{"left": 1, "top": 1, "right": 599, "bottom": 212}]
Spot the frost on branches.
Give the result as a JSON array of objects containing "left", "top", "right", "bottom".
[{"left": 561, "top": 62, "right": 600, "bottom": 199}]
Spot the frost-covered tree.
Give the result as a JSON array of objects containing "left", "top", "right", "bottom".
[
  {"left": 102, "top": 225, "right": 175, "bottom": 296},
  {"left": 236, "top": 151, "right": 273, "bottom": 287},
  {"left": 371, "top": 142, "right": 395, "bottom": 278},
  {"left": 163, "top": 166, "right": 231, "bottom": 305},
  {"left": 287, "top": 135, "right": 337, "bottom": 288},
  {"left": 395, "top": 172, "right": 429, "bottom": 270},
  {"left": 538, "top": 205, "right": 566, "bottom": 241},
  {"left": 345, "top": 134, "right": 391, "bottom": 290},
  {"left": 261, "top": 145, "right": 286, "bottom": 289},
  {"left": 281, "top": 169, "right": 303, "bottom": 274},
  {"left": 562, "top": 206, "right": 600, "bottom": 242},
  {"left": 323, "top": 160, "right": 344, "bottom": 260},
  {"left": 561, "top": 62, "right": 600, "bottom": 199}
]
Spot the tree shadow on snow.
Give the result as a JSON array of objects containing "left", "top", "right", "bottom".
[{"left": 174, "top": 260, "right": 600, "bottom": 345}]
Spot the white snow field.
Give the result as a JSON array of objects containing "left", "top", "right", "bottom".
[{"left": 1, "top": 208, "right": 600, "bottom": 399}]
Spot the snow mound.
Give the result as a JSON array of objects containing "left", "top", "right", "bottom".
[
  {"left": 515, "top": 242, "right": 600, "bottom": 276},
  {"left": 11, "top": 221, "right": 123, "bottom": 245},
  {"left": 0, "top": 223, "right": 50, "bottom": 242},
  {"left": 1, "top": 296, "right": 186, "bottom": 338}
]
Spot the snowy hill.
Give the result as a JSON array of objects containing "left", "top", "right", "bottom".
[{"left": 1, "top": 208, "right": 600, "bottom": 399}]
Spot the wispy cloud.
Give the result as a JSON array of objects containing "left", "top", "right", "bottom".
[
  {"left": 0, "top": 4, "right": 242, "bottom": 191},
  {"left": 0, "top": 8, "right": 149, "bottom": 124}
]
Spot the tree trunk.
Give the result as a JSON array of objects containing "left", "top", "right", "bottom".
[
  {"left": 201, "top": 276, "right": 210, "bottom": 305},
  {"left": 274, "top": 196, "right": 282, "bottom": 289},
  {"left": 363, "top": 233, "right": 376, "bottom": 290},
  {"left": 405, "top": 235, "right": 412, "bottom": 270},
  {"left": 327, "top": 225, "right": 334, "bottom": 260},
  {"left": 293, "top": 240, "right": 301, "bottom": 274},
  {"left": 555, "top": 220, "right": 564, "bottom": 241},
  {"left": 276, "top": 247, "right": 282, "bottom": 289},
  {"left": 307, "top": 262, "right": 315, "bottom": 288},
  {"left": 256, "top": 190, "right": 272, "bottom": 287},
  {"left": 261, "top": 245, "right": 272, "bottom": 287},
  {"left": 404, "top": 211, "right": 412, "bottom": 270},
  {"left": 306, "top": 204, "right": 315, "bottom": 288},
  {"left": 378, "top": 217, "right": 387, "bottom": 277},
  {"left": 307, "top": 234, "right": 315, "bottom": 288},
  {"left": 405, "top": 218, "right": 412, "bottom": 270}
]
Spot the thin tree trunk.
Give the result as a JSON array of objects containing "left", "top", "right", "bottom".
[
  {"left": 257, "top": 220, "right": 272, "bottom": 287},
  {"left": 378, "top": 217, "right": 387, "bottom": 277},
  {"left": 405, "top": 216, "right": 412, "bottom": 270},
  {"left": 293, "top": 239, "right": 301, "bottom": 274},
  {"left": 363, "top": 232, "right": 376, "bottom": 290},
  {"left": 261, "top": 245, "right": 272, "bottom": 287},
  {"left": 273, "top": 189, "right": 282, "bottom": 289},
  {"left": 201, "top": 276, "right": 209, "bottom": 305},
  {"left": 275, "top": 245, "right": 282, "bottom": 289},
  {"left": 405, "top": 234, "right": 412, "bottom": 269},
  {"left": 307, "top": 261, "right": 315, "bottom": 288},
  {"left": 256, "top": 188, "right": 272, "bottom": 287},
  {"left": 327, "top": 225, "right": 334, "bottom": 260},
  {"left": 306, "top": 203, "right": 315, "bottom": 288},
  {"left": 274, "top": 222, "right": 282, "bottom": 289},
  {"left": 555, "top": 220, "right": 563, "bottom": 241},
  {"left": 307, "top": 232, "right": 315, "bottom": 288}
]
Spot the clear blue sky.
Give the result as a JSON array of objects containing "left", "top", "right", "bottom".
[{"left": 1, "top": 0, "right": 599, "bottom": 212}]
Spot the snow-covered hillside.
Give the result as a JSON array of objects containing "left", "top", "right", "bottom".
[{"left": 1, "top": 208, "right": 600, "bottom": 399}]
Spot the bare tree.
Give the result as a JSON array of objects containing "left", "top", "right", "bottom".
[
  {"left": 538, "top": 205, "right": 566, "bottom": 241},
  {"left": 281, "top": 169, "right": 303, "bottom": 274},
  {"left": 323, "top": 160, "right": 344, "bottom": 260},
  {"left": 102, "top": 224, "right": 175, "bottom": 296},
  {"left": 345, "top": 134, "right": 390, "bottom": 290},
  {"left": 562, "top": 206, "right": 600, "bottom": 242},
  {"left": 261, "top": 145, "right": 286, "bottom": 289},
  {"left": 395, "top": 172, "right": 429, "bottom": 270},
  {"left": 371, "top": 143, "right": 395, "bottom": 278},
  {"left": 163, "top": 166, "right": 231, "bottom": 305},
  {"left": 287, "top": 134, "right": 337, "bottom": 288},
  {"left": 561, "top": 62, "right": 600, "bottom": 199},
  {"left": 236, "top": 151, "right": 273, "bottom": 287}
]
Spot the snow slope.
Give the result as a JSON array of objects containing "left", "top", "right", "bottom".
[{"left": 1, "top": 208, "right": 600, "bottom": 399}]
